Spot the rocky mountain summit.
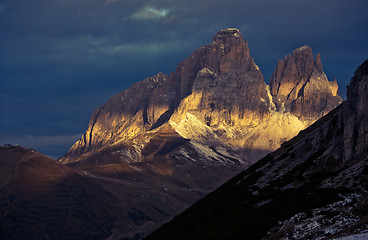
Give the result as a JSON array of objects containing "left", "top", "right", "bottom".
[
  {"left": 60, "top": 28, "right": 341, "bottom": 165},
  {"left": 146, "top": 59, "right": 368, "bottom": 240}
]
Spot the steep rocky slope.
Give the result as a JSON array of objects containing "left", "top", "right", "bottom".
[{"left": 146, "top": 60, "right": 368, "bottom": 240}]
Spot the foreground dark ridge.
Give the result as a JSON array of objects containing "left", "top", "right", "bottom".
[{"left": 145, "top": 60, "right": 368, "bottom": 240}]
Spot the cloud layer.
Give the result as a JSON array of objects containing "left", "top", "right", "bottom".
[{"left": 132, "top": 6, "right": 170, "bottom": 20}]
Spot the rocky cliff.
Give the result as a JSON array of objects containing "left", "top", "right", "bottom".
[{"left": 146, "top": 60, "right": 368, "bottom": 240}]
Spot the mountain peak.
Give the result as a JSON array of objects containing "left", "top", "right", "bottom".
[
  {"left": 208, "top": 28, "right": 256, "bottom": 73},
  {"left": 212, "top": 28, "right": 242, "bottom": 44},
  {"left": 294, "top": 44, "right": 311, "bottom": 52},
  {"left": 269, "top": 45, "right": 342, "bottom": 121}
]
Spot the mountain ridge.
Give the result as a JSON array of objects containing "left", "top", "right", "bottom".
[{"left": 60, "top": 28, "right": 341, "bottom": 166}]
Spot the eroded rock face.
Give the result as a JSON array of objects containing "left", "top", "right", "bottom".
[
  {"left": 61, "top": 72, "right": 173, "bottom": 163},
  {"left": 270, "top": 46, "right": 315, "bottom": 105},
  {"left": 270, "top": 46, "right": 342, "bottom": 122},
  {"left": 170, "top": 28, "right": 270, "bottom": 131}
]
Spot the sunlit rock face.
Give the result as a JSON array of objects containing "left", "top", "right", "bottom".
[
  {"left": 169, "top": 29, "right": 271, "bottom": 154},
  {"left": 61, "top": 72, "right": 173, "bottom": 163},
  {"left": 270, "top": 46, "right": 342, "bottom": 122},
  {"left": 61, "top": 29, "right": 342, "bottom": 166}
]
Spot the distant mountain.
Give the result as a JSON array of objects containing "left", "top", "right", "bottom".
[
  {"left": 55, "top": 28, "right": 342, "bottom": 238},
  {"left": 0, "top": 145, "right": 116, "bottom": 240},
  {"left": 145, "top": 59, "right": 368, "bottom": 240}
]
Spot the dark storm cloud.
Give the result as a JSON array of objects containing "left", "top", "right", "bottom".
[{"left": 1, "top": 0, "right": 367, "bottom": 157}]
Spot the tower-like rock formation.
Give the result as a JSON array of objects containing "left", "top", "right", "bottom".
[
  {"left": 170, "top": 28, "right": 270, "bottom": 132},
  {"left": 270, "top": 46, "right": 342, "bottom": 121}
]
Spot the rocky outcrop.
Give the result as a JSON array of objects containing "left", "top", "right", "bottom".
[{"left": 270, "top": 46, "right": 342, "bottom": 122}]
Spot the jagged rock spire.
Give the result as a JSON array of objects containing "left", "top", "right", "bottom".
[{"left": 269, "top": 45, "right": 342, "bottom": 121}]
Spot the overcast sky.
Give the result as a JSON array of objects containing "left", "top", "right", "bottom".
[{"left": 1, "top": 0, "right": 367, "bottom": 158}]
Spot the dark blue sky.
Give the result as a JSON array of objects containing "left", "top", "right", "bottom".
[{"left": 1, "top": 0, "right": 367, "bottom": 158}]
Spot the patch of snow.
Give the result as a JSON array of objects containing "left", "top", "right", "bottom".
[
  {"left": 215, "top": 146, "right": 236, "bottom": 159},
  {"left": 266, "top": 85, "right": 277, "bottom": 111},
  {"left": 281, "top": 183, "right": 295, "bottom": 191},
  {"left": 198, "top": 68, "right": 217, "bottom": 76},
  {"left": 271, "top": 193, "right": 366, "bottom": 240},
  {"left": 169, "top": 113, "right": 217, "bottom": 142},
  {"left": 176, "top": 148, "right": 196, "bottom": 162},
  {"left": 295, "top": 45, "right": 310, "bottom": 51},
  {"left": 256, "top": 198, "right": 273, "bottom": 207},
  {"left": 334, "top": 232, "right": 368, "bottom": 240},
  {"left": 190, "top": 141, "right": 222, "bottom": 162}
]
